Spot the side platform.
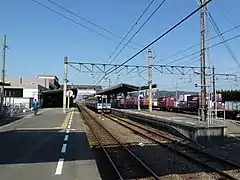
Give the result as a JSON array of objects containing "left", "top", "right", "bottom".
[{"left": 111, "top": 108, "right": 227, "bottom": 144}]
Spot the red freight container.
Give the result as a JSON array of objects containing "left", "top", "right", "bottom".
[
  {"left": 120, "top": 99, "right": 125, "bottom": 105},
  {"left": 158, "top": 97, "right": 166, "bottom": 108},
  {"left": 133, "top": 97, "right": 138, "bottom": 106},
  {"left": 166, "top": 97, "right": 176, "bottom": 107},
  {"left": 142, "top": 97, "right": 149, "bottom": 106},
  {"left": 217, "top": 102, "right": 224, "bottom": 109},
  {"left": 157, "top": 96, "right": 176, "bottom": 108},
  {"left": 216, "top": 94, "right": 222, "bottom": 102}
]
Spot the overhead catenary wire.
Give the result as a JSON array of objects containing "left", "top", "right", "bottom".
[
  {"left": 165, "top": 32, "right": 240, "bottom": 65},
  {"left": 155, "top": 23, "right": 240, "bottom": 64},
  {"left": 92, "top": 0, "right": 213, "bottom": 88},
  {"left": 105, "top": 0, "right": 155, "bottom": 63},
  {"left": 107, "top": 0, "right": 166, "bottom": 65},
  {"left": 30, "top": 0, "right": 137, "bottom": 49},
  {"left": 46, "top": 0, "right": 141, "bottom": 48},
  {"left": 92, "top": 0, "right": 166, "bottom": 84},
  {"left": 122, "top": 31, "right": 240, "bottom": 81},
  {"left": 196, "top": 0, "right": 240, "bottom": 69}
]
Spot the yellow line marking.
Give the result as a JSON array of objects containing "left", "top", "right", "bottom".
[
  {"left": 60, "top": 112, "right": 71, "bottom": 129},
  {"left": 15, "top": 127, "right": 61, "bottom": 131},
  {"left": 15, "top": 111, "right": 72, "bottom": 131}
]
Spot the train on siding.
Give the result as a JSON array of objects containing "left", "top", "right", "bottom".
[{"left": 85, "top": 95, "right": 111, "bottom": 113}]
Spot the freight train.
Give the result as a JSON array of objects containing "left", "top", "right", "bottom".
[
  {"left": 85, "top": 95, "right": 111, "bottom": 113},
  {"left": 113, "top": 93, "right": 240, "bottom": 119}
]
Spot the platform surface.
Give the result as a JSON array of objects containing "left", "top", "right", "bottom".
[
  {"left": 0, "top": 108, "right": 102, "bottom": 180},
  {"left": 113, "top": 108, "right": 226, "bottom": 128}
]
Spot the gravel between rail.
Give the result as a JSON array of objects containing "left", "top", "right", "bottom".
[
  {"left": 79, "top": 105, "right": 228, "bottom": 179},
  {"left": 79, "top": 105, "right": 159, "bottom": 180},
  {"left": 103, "top": 113, "right": 240, "bottom": 180}
]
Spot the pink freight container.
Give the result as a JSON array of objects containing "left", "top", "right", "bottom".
[
  {"left": 133, "top": 97, "right": 138, "bottom": 106},
  {"left": 166, "top": 97, "right": 176, "bottom": 107},
  {"left": 120, "top": 98, "right": 125, "bottom": 105}
]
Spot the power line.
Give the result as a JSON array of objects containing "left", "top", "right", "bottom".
[
  {"left": 30, "top": 0, "right": 137, "bottom": 47},
  {"left": 93, "top": 0, "right": 165, "bottom": 84},
  {"left": 46, "top": 0, "right": 141, "bottom": 48},
  {"left": 123, "top": 31, "right": 240, "bottom": 79},
  {"left": 196, "top": 0, "right": 240, "bottom": 68},
  {"left": 105, "top": 0, "right": 155, "bottom": 63},
  {"left": 92, "top": 0, "right": 213, "bottom": 88},
  {"left": 156, "top": 23, "right": 240, "bottom": 64},
  {"left": 166, "top": 33, "right": 240, "bottom": 65},
  {"left": 107, "top": 0, "right": 167, "bottom": 66}
]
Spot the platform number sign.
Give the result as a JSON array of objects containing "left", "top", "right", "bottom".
[{"left": 66, "top": 90, "right": 73, "bottom": 97}]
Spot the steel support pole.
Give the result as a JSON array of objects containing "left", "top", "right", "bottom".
[
  {"left": 148, "top": 49, "right": 153, "bottom": 113},
  {"left": 212, "top": 66, "right": 217, "bottom": 117},
  {"left": 200, "top": 0, "right": 207, "bottom": 122},
  {"left": 138, "top": 86, "right": 141, "bottom": 110},
  {"left": 1, "top": 35, "right": 6, "bottom": 113},
  {"left": 63, "top": 57, "right": 68, "bottom": 113}
]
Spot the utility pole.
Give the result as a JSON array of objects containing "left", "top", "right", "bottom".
[
  {"left": 212, "top": 66, "right": 216, "bottom": 117},
  {"left": 138, "top": 85, "right": 141, "bottom": 110},
  {"left": 200, "top": 0, "right": 207, "bottom": 122},
  {"left": 108, "top": 78, "right": 111, "bottom": 87},
  {"left": 63, "top": 57, "right": 68, "bottom": 113},
  {"left": 175, "top": 83, "right": 178, "bottom": 101},
  {"left": 1, "top": 35, "right": 6, "bottom": 113},
  {"left": 148, "top": 48, "right": 153, "bottom": 113}
]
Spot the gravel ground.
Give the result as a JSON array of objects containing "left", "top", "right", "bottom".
[
  {"left": 87, "top": 110, "right": 152, "bottom": 146},
  {"left": 80, "top": 107, "right": 227, "bottom": 179}
]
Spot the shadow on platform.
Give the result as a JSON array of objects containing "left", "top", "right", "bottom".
[
  {"left": 0, "top": 129, "right": 240, "bottom": 179},
  {"left": 0, "top": 116, "right": 23, "bottom": 127}
]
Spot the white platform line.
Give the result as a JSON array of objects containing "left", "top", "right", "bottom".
[
  {"left": 61, "top": 144, "right": 67, "bottom": 153},
  {"left": 64, "top": 135, "right": 69, "bottom": 141},
  {"left": 229, "top": 134, "right": 240, "bottom": 141},
  {"left": 55, "top": 158, "right": 64, "bottom": 175}
]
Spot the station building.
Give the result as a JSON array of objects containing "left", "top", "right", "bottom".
[{"left": 3, "top": 75, "right": 60, "bottom": 109}]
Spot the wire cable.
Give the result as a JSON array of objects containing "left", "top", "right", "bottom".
[
  {"left": 46, "top": 0, "right": 141, "bottom": 48},
  {"left": 30, "top": 0, "right": 137, "bottom": 47},
  {"left": 196, "top": 0, "right": 240, "bottom": 68},
  {"left": 155, "top": 23, "right": 240, "bottom": 64},
  {"left": 93, "top": 0, "right": 166, "bottom": 84},
  {"left": 166, "top": 33, "right": 240, "bottom": 65},
  {"left": 107, "top": 0, "right": 167, "bottom": 67},
  {"left": 105, "top": 0, "right": 155, "bottom": 63},
  {"left": 91, "top": 0, "right": 213, "bottom": 88}
]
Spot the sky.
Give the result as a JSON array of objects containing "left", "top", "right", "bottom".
[{"left": 0, "top": 0, "right": 240, "bottom": 92}]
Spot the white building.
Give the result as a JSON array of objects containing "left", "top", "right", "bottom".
[{"left": 3, "top": 76, "right": 60, "bottom": 109}]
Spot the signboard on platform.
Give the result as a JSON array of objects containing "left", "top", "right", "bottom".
[{"left": 66, "top": 90, "right": 73, "bottom": 97}]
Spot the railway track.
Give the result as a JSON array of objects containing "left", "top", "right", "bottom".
[
  {"left": 104, "top": 113, "right": 240, "bottom": 180},
  {"left": 78, "top": 105, "right": 159, "bottom": 180}
]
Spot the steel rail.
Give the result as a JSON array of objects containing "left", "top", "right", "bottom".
[
  {"left": 79, "top": 105, "right": 159, "bottom": 180},
  {"left": 105, "top": 114, "right": 240, "bottom": 180}
]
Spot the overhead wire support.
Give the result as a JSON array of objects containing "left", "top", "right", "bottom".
[
  {"left": 92, "top": 0, "right": 213, "bottom": 88},
  {"left": 68, "top": 61, "right": 211, "bottom": 76},
  {"left": 196, "top": 0, "right": 240, "bottom": 69}
]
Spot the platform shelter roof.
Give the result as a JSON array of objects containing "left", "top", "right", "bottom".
[{"left": 96, "top": 83, "right": 157, "bottom": 96}]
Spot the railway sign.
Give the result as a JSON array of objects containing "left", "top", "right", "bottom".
[{"left": 66, "top": 90, "right": 73, "bottom": 97}]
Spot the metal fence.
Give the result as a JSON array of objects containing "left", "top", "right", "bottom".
[{"left": 0, "top": 103, "right": 31, "bottom": 117}]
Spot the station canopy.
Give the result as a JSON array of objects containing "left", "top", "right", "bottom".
[{"left": 96, "top": 83, "right": 157, "bottom": 96}]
